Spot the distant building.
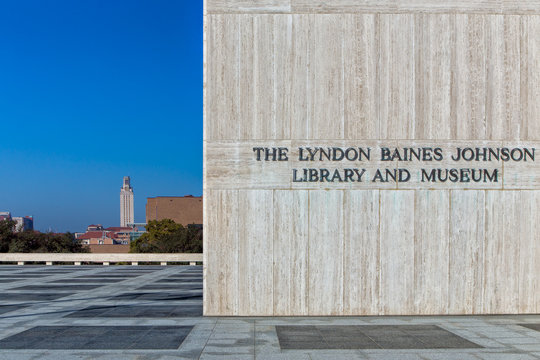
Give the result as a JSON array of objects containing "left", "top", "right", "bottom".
[
  {"left": 104, "top": 227, "right": 133, "bottom": 245},
  {"left": 0, "top": 212, "right": 11, "bottom": 221},
  {"left": 87, "top": 244, "right": 130, "bottom": 253},
  {"left": 12, "top": 216, "right": 33, "bottom": 232},
  {"left": 77, "top": 231, "right": 114, "bottom": 245},
  {"left": 1, "top": 212, "right": 33, "bottom": 232},
  {"left": 86, "top": 224, "right": 103, "bottom": 232},
  {"left": 120, "top": 176, "right": 134, "bottom": 227},
  {"left": 76, "top": 225, "right": 139, "bottom": 246},
  {"left": 146, "top": 195, "right": 202, "bottom": 227}
]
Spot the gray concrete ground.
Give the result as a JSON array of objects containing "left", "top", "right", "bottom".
[{"left": 0, "top": 265, "right": 539, "bottom": 359}]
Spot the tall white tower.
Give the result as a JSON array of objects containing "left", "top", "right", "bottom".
[{"left": 120, "top": 176, "right": 134, "bottom": 227}]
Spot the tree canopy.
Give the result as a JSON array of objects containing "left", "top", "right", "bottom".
[
  {"left": 0, "top": 220, "right": 88, "bottom": 253},
  {"left": 130, "top": 219, "right": 202, "bottom": 253},
  {"left": 0, "top": 219, "right": 16, "bottom": 252}
]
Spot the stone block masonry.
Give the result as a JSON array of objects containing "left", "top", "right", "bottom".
[{"left": 204, "top": 0, "right": 540, "bottom": 315}]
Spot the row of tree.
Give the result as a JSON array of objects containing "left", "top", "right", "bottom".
[
  {"left": 0, "top": 218, "right": 202, "bottom": 253},
  {"left": 0, "top": 219, "right": 88, "bottom": 253},
  {"left": 130, "top": 219, "right": 202, "bottom": 253}
]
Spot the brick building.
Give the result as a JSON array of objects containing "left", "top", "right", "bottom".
[
  {"left": 76, "top": 224, "right": 136, "bottom": 246},
  {"left": 146, "top": 196, "right": 202, "bottom": 226},
  {"left": 0, "top": 212, "right": 34, "bottom": 232}
]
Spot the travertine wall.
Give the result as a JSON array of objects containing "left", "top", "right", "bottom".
[{"left": 203, "top": 0, "right": 540, "bottom": 315}]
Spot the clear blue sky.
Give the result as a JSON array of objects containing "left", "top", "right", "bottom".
[{"left": 0, "top": 0, "right": 203, "bottom": 232}]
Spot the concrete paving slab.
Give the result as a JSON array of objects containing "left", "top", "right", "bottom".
[
  {"left": 366, "top": 353, "right": 424, "bottom": 360},
  {"left": 476, "top": 353, "right": 539, "bottom": 360},
  {"left": 1, "top": 265, "right": 540, "bottom": 359}
]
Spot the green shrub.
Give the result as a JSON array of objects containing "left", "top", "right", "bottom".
[{"left": 130, "top": 219, "right": 202, "bottom": 253}]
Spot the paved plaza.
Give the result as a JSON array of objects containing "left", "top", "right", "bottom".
[{"left": 0, "top": 265, "right": 539, "bottom": 359}]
